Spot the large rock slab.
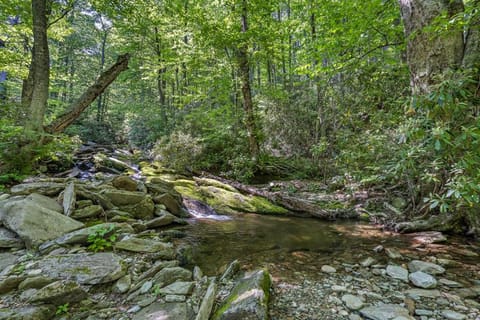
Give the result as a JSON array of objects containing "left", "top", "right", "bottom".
[
  {"left": 360, "top": 304, "right": 413, "bottom": 320},
  {"left": 0, "top": 305, "right": 55, "bottom": 320},
  {"left": 212, "top": 269, "right": 271, "bottom": 320},
  {"left": 115, "top": 237, "right": 174, "bottom": 257},
  {"left": 195, "top": 280, "right": 217, "bottom": 320},
  {"left": 132, "top": 302, "right": 194, "bottom": 320},
  {"left": 33, "top": 253, "right": 125, "bottom": 284},
  {"left": 29, "top": 280, "right": 87, "bottom": 305},
  {"left": 153, "top": 267, "right": 192, "bottom": 287},
  {"left": 386, "top": 265, "right": 409, "bottom": 282},
  {"left": 0, "top": 195, "right": 83, "bottom": 248},
  {"left": 10, "top": 182, "right": 65, "bottom": 196}
]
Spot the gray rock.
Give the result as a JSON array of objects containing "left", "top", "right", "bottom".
[
  {"left": 409, "top": 271, "right": 437, "bottom": 289},
  {"left": 153, "top": 193, "right": 183, "bottom": 216},
  {"left": 195, "top": 280, "right": 217, "bottom": 320},
  {"left": 408, "top": 260, "right": 445, "bottom": 275},
  {"left": 0, "top": 227, "right": 24, "bottom": 248},
  {"left": 153, "top": 267, "right": 192, "bottom": 287},
  {"left": 439, "top": 278, "right": 463, "bottom": 288},
  {"left": 441, "top": 310, "right": 467, "bottom": 320},
  {"left": 62, "top": 182, "right": 76, "bottom": 216},
  {"left": 0, "top": 275, "right": 26, "bottom": 294},
  {"left": 341, "top": 294, "right": 364, "bottom": 310},
  {"left": 113, "top": 275, "right": 131, "bottom": 294},
  {"left": 71, "top": 205, "right": 104, "bottom": 219},
  {"left": 321, "top": 265, "right": 337, "bottom": 273},
  {"left": 386, "top": 265, "right": 409, "bottom": 281},
  {"left": 385, "top": 248, "right": 402, "bottom": 259},
  {"left": 405, "top": 288, "right": 441, "bottom": 298},
  {"left": 159, "top": 281, "right": 194, "bottom": 295},
  {"left": 29, "top": 280, "right": 87, "bottom": 304},
  {"left": 145, "top": 212, "right": 176, "bottom": 229},
  {"left": 120, "top": 196, "right": 155, "bottom": 219},
  {"left": 212, "top": 269, "right": 271, "bottom": 320},
  {"left": 102, "top": 189, "right": 146, "bottom": 206},
  {"left": 220, "top": 259, "right": 240, "bottom": 282},
  {"left": 165, "top": 294, "right": 186, "bottom": 302},
  {"left": 140, "top": 280, "right": 153, "bottom": 294},
  {"left": 0, "top": 195, "right": 83, "bottom": 248},
  {"left": 115, "top": 237, "right": 174, "bottom": 256},
  {"left": 33, "top": 253, "right": 125, "bottom": 284},
  {"left": 360, "top": 304, "right": 411, "bottom": 320},
  {"left": 360, "top": 257, "right": 376, "bottom": 267},
  {"left": 0, "top": 305, "right": 55, "bottom": 320},
  {"left": 132, "top": 302, "right": 193, "bottom": 320},
  {"left": 18, "top": 276, "right": 55, "bottom": 290},
  {"left": 0, "top": 252, "right": 18, "bottom": 271},
  {"left": 10, "top": 182, "right": 65, "bottom": 196}
]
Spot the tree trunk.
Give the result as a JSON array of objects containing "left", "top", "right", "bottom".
[
  {"left": 96, "top": 29, "right": 108, "bottom": 122},
  {"left": 398, "top": 0, "right": 465, "bottom": 95},
  {"left": 44, "top": 53, "right": 130, "bottom": 134},
  {"left": 462, "top": 0, "right": 480, "bottom": 69},
  {"left": 238, "top": 0, "right": 260, "bottom": 160},
  {"left": 26, "top": 0, "right": 50, "bottom": 132}
]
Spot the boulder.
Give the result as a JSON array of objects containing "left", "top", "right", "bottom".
[
  {"left": 101, "top": 189, "right": 147, "bottom": 206},
  {"left": 10, "top": 182, "right": 65, "bottom": 196},
  {"left": 153, "top": 193, "right": 183, "bottom": 216},
  {"left": 212, "top": 269, "right": 271, "bottom": 320},
  {"left": 386, "top": 265, "right": 409, "bottom": 282},
  {"left": 112, "top": 176, "right": 138, "bottom": 191},
  {"left": 145, "top": 212, "right": 176, "bottom": 229},
  {"left": 0, "top": 227, "right": 24, "bottom": 248},
  {"left": 158, "top": 281, "right": 195, "bottom": 295},
  {"left": 120, "top": 197, "right": 155, "bottom": 219},
  {"left": 18, "top": 276, "right": 55, "bottom": 290},
  {"left": 29, "top": 280, "right": 87, "bottom": 305},
  {"left": 115, "top": 237, "right": 174, "bottom": 257},
  {"left": 33, "top": 253, "right": 125, "bottom": 285},
  {"left": 409, "top": 271, "right": 437, "bottom": 289},
  {"left": 342, "top": 294, "right": 365, "bottom": 311},
  {"left": 0, "top": 195, "right": 84, "bottom": 248},
  {"left": 113, "top": 275, "right": 131, "bottom": 294},
  {"left": 153, "top": 267, "right": 192, "bottom": 287},
  {"left": 71, "top": 205, "right": 104, "bottom": 219}
]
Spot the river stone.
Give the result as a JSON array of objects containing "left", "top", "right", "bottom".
[
  {"left": 341, "top": 294, "right": 365, "bottom": 310},
  {"left": 360, "top": 257, "right": 376, "bottom": 267},
  {"left": 0, "top": 275, "right": 26, "bottom": 294},
  {"left": 145, "top": 212, "right": 176, "bottom": 229},
  {"left": 321, "top": 265, "right": 337, "bottom": 273},
  {"left": 0, "top": 227, "right": 24, "bottom": 248},
  {"left": 195, "top": 280, "right": 217, "bottom": 320},
  {"left": 153, "top": 193, "right": 183, "bottom": 215},
  {"left": 112, "top": 176, "right": 138, "bottom": 191},
  {"left": 0, "top": 305, "right": 55, "bottom": 320},
  {"left": 409, "top": 271, "right": 437, "bottom": 288},
  {"left": 360, "top": 304, "right": 412, "bottom": 320},
  {"left": 29, "top": 280, "right": 87, "bottom": 305},
  {"left": 153, "top": 267, "right": 192, "bottom": 287},
  {"left": 408, "top": 260, "right": 445, "bottom": 275},
  {"left": 385, "top": 248, "right": 402, "bottom": 259},
  {"left": 101, "top": 189, "right": 147, "bottom": 206},
  {"left": 115, "top": 237, "right": 174, "bottom": 256},
  {"left": 441, "top": 309, "right": 467, "bottom": 320},
  {"left": 439, "top": 278, "right": 463, "bottom": 288},
  {"left": 212, "top": 269, "right": 271, "bottom": 320},
  {"left": 71, "top": 205, "right": 104, "bottom": 219},
  {"left": 132, "top": 302, "right": 194, "bottom": 320},
  {"left": 386, "top": 265, "right": 408, "bottom": 281},
  {"left": 159, "top": 281, "right": 195, "bottom": 295},
  {"left": 33, "top": 253, "right": 125, "bottom": 284},
  {"left": 18, "top": 276, "right": 55, "bottom": 290},
  {"left": 113, "top": 274, "right": 131, "bottom": 294},
  {"left": 10, "top": 182, "right": 65, "bottom": 196},
  {"left": 62, "top": 182, "right": 76, "bottom": 216},
  {"left": 405, "top": 288, "right": 441, "bottom": 298},
  {"left": 0, "top": 195, "right": 84, "bottom": 248}
]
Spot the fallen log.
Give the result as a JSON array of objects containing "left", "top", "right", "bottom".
[{"left": 201, "top": 173, "right": 358, "bottom": 220}]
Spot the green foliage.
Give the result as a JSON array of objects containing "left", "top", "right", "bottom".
[
  {"left": 55, "top": 303, "right": 69, "bottom": 316},
  {"left": 87, "top": 225, "right": 117, "bottom": 252}
]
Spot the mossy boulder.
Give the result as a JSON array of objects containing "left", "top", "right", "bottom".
[{"left": 212, "top": 269, "right": 271, "bottom": 320}]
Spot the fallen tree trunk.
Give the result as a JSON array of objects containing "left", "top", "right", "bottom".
[
  {"left": 202, "top": 173, "right": 358, "bottom": 219},
  {"left": 44, "top": 53, "right": 130, "bottom": 134}
]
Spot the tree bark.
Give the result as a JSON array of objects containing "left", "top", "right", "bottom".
[
  {"left": 398, "top": 0, "right": 465, "bottom": 95},
  {"left": 26, "top": 0, "right": 50, "bottom": 132},
  {"left": 238, "top": 0, "right": 260, "bottom": 160},
  {"left": 44, "top": 53, "right": 130, "bottom": 134}
]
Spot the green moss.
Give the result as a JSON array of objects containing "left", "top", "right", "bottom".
[
  {"left": 194, "top": 177, "right": 238, "bottom": 192},
  {"left": 250, "top": 196, "right": 288, "bottom": 215}
]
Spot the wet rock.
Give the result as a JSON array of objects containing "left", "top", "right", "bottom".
[
  {"left": 212, "top": 269, "right": 271, "bottom": 320},
  {"left": 18, "top": 276, "right": 55, "bottom": 290},
  {"left": 386, "top": 265, "right": 408, "bottom": 281},
  {"left": 360, "top": 303, "right": 412, "bottom": 320},
  {"left": 0, "top": 305, "right": 55, "bottom": 320},
  {"left": 341, "top": 294, "right": 364, "bottom": 310},
  {"left": 159, "top": 281, "right": 194, "bottom": 295},
  {"left": 132, "top": 302, "right": 194, "bottom": 320},
  {"left": 10, "top": 182, "right": 65, "bottom": 196},
  {"left": 195, "top": 280, "right": 217, "bottom": 320},
  {"left": 0, "top": 227, "right": 24, "bottom": 248},
  {"left": 112, "top": 176, "right": 138, "bottom": 191},
  {"left": 153, "top": 267, "right": 192, "bottom": 287},
  {"left": 33, "top": 253, "right": 125, "bottom": 285},
  {"left": 441, "top": 309, "right": 467, "bottom": 320},
  {"left": 409, "top": 271, "right": 437, "bottom": 289},
  {"left": 29, "top": 280, "right": 87, "bottom": 305},
  {"left": 321, "top": 265, "right": 337, "bottom": 273},
  {"left": 71, "top": 205, "right": 104, "bottom": 219},
  {"left": 408, "top": 260, "right": 445, "bottom": 275},
  {"left": 220, "top": 259, "right": 240, "bottom": 282},
  {"left": 113, "top": 275, "right": 131, "bottom": 294},
  {"left": 153, "top": 193, "right": 183, "bottom": 216},
  {"left": 62, "top": 182, "right": 76, "bottom": 216},
  {"left": 0, "top": 194, "right": 83, "bottom": 248},
  {"left": 145, "top": 212, "right": 176, "bottom": 229},
  {"left": 115, "top": 237, "right": 174, "bottom": 257}
]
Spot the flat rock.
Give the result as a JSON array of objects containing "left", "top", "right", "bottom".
[
  {"left": 145, "top": 212, "right": 176, "bottom": 229},
  {"left": 112, "top": 176, "right": 138, "bottom": 191},
  {"left": 71, "top": 205, "right": 104, "bottom": 219},
  {"left": 405, "top": 288, "right": 441, "bottom": 298},
  {"left": 0, "top": 275, "right": 26, "bottom": 294},
  {"left": 113, "top": 275, "right": 132, "bottom": 294},
  {"left": 101, "top": 189, "right": 147, "bottom": 206},
  {"left": 132, "top": 302, "right": 193, "bottom": 320},
  {"left": 33, "top": 253, "right": 125, "bottom": 284},
  {"left": 0, "top": 227, "right": 24, "bottom": 248},
  {"left": 153, "top": 193, "right": 183, "bottom": 215},
  {"left": 439, "top": 278, "right": 463, "bottom": 288},
  {"left": 0, "top": 195, "right": 83, "bottom": 248},
  {"left": 360, "top": 304, "right": 412, "bottom": 320},
  {"left": 115, "top": 237, "right": 174, "bottom": 256},
  {"left": 386, "top": 265, "right": 409, "bottom": 281},
  {"left": 10, "top": 182, "right": 65, "bottom": 196},
  {"left": 321, "top": 265, "right": 337, "bottom": 273},
  {"left": 409, "top": 271, "right": 437, "bottom": 288},
  {"left": 159, "top": 281, "right": 195, "bottom": 295},
  {"left": 153, "top": 267, "right": 192, "bottom": 287},
  {"left": 18, "top": 276, "right": 55, "bottom": 290},
  {"left": 29, "top": 280, "right": 87, "bottom": 305},
  {"left": 408, "top": 260, "right": 445, "bottom": 275},
  {"left": 342, "top": 294, "right": 364, "bottom": 310},
  {"left": 212, "top": 269, "right": 271, "bottom": 320},
  {"left": 0, "top": 305, "right": 55, "bottom": 320},
  {"left": 441, "top": 309, "right": 467, "bottom": 320}
]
